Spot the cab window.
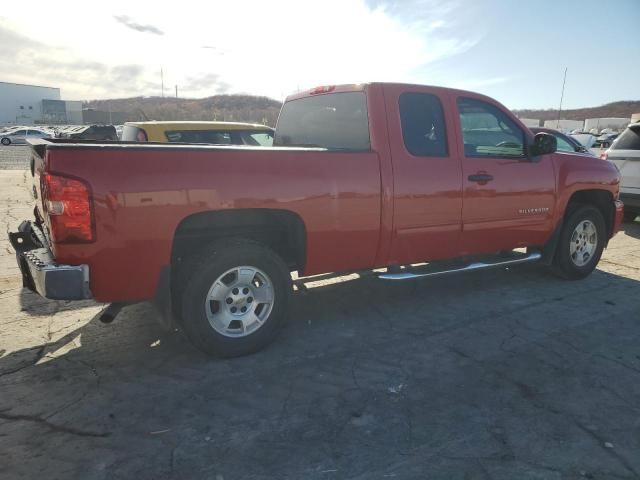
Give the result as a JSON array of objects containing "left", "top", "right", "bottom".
[{"left": 457, "top": 98, "right": 525, "bottom": 158}]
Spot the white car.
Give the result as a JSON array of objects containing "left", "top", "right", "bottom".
[
  {"left": 605, "top": 122, "right": 640, "bottom": 222},
  {"left": 0, "top": 128, "right": 50, "bottom": 145}
]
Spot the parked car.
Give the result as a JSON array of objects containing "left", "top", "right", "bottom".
[
  {"left": 1, "top": 127, "right": 50, "bottom": 145},
  {"left": 593, "top": 133, "right": 618, "bottom": 150},
  {"left": 530, "top": 127, "right": 593, "bottom": 155},
  {"left": 604, "top": 122, "right": 640, "bottom": 221},
  {"left": 59, "top": 125, "right": 118, "bottom": 141},
  {"left": 10, "top": 82, "right": 623, "bottom": 357},
  {"left": 121, "top": 121, "right": 274, "bottom": 146}
]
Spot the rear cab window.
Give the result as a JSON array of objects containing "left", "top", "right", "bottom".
[
  {"left": 457, "top": 98, "right": 525, "bottom": 158},
  {"left": 275, "top": 92, "right": 370, "bottom": 150}
]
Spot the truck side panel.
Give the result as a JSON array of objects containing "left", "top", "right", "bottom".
[{"left": 45, "top": 146, "right": 382, "bottom": 302}]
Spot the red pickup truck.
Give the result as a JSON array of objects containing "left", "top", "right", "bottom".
[{"left": 10, "top": 83, "right": 624, "bottom": 357}]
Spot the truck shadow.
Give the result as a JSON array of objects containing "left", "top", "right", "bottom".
[
  {"left": 1, "top": 264, "right": 639, "bottom": 478},
  {"left": 621, "top": 218, "right": 640, "bottom": 239},
  {"left": 19, "top": 288, "right": 101, "bottom": 316}
]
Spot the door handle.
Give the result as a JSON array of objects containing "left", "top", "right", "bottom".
[{"left": 468, "top": 174, "right": 494, "bottom": 182}]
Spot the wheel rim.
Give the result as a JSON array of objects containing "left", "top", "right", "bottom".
[
  {"left": 204, "top": 266, "right": 275, "bottom": 338},
  {"left": 569, "top": 220, "right": 598, "bottom": 267}
]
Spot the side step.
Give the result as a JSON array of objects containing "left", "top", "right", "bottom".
[{"left": 378, "top": 252, "right": 541, "bottom": 280}]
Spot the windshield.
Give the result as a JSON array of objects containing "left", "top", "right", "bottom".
[{"left": 274, "top": 92, "right": 370, "bottom": 150}]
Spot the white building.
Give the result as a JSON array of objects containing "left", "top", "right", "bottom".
[
  {"left": 543, "top": 119, "right": 584, "bottom": 133},
  {"left": 0, "top": 81, "right": 83, "bottom": 125},
  {"left": 0, "top": 81, "right": 61, "bottom": 125},
  {"left": 518, "top": 118, "right": 540, "bottom": 127},
  {"left": 584, "top": 117, "right": 631, "bottom": 132}
]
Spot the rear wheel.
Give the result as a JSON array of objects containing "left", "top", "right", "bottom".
[
  {"left": 178, "top": 239, "right": 291, "bottom": 357},
  {"left": 552, "top": 205, "right": 606, "bottom": 279},
  {"left": 1, "top": 138, "right": 10, "bottom": 146}
]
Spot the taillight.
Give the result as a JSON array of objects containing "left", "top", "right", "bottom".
[
  {"left": 42, "top": 173, "right": 94, "bottom": 243},
  {"left": 309, "top": 85, "right": 335, "bottom": 95}
]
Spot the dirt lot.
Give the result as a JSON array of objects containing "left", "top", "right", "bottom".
[{"left": 1, "top": 146, "right": 640, "bottom": 480}]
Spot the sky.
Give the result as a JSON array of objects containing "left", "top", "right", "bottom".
[{"left": 0, "top": 0, "right": 638, "bottom": 109}]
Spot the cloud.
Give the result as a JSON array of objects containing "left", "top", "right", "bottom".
[
  {"left": 1, "top": 0, "right": 476, "bottom": 100},
  {"left": 183, "top": 73, "right": 230, "bottom": 95},
  {"left": 451, "top": 76, "right": 513, "bottom": 90},
  {"left": 113, "top": 15, "right": 164, "bottom": 35}
]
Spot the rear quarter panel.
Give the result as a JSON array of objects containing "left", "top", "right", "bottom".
[{"left": 46, "top": 146, "right": 382, "bottom": 302}]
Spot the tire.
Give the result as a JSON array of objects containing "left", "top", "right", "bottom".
[
  {"left": 623, "top": 210, "right": 637, "bottom": 223},
  {"left": 178, "top": 239, "right": 291, "bottom": 357},
  {"left": 552, "top": 205, "right": 606, "bottom": 280},
  {"left": 1, "top": 138, "right": 10, "bottom": 146}
]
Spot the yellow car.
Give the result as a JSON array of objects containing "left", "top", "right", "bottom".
[{"left": 121, "top": 121, "right": 274, "bottom": 146}]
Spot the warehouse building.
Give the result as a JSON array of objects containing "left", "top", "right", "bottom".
[
  {"left": 0, "top": 81, "right": 82, "bottom": 125},
  {"left": 543, "top": 119, "right": 584, "bottom": 132},
  {"left": 584, "top": 117, "right": 631, "bottom": 132}
]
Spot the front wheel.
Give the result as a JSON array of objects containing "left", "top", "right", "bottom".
[
  {"left": 1, "top": 138, "right": 10, "bottom": 146},
  {"left": 552, "top": 205, "right": 606, "bottom": 279},
  {"left": 179, "top": 239, "right": 291, "bottom": 357}
]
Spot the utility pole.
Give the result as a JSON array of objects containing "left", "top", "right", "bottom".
[
  {"left": 161, "top": 68, "right": 165, "bottom": 98},
  {"left": 175, "top": 85, "right": 178, "bottom": 100},
  {"left": 556, "top": 67, "right": 567, "bottom": 129}
]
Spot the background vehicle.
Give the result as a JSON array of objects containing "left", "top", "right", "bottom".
[
  {"left": 122, "top": 121, "right": 274, "bottom": 146},
  {"left": 530, "top": 127, "right": 593, "bottom": 155},
  {"left": 10, "top": 83, "right": 623, "bottom": 358},
  {"left": 605, "top": 122, "right": 640, "bottom": 222},
  {"left": 1, "top": 127, "right": 50, "bottom": 145},
  {"left": 58, "top": 125, "right": 118, "bottom": 141}
]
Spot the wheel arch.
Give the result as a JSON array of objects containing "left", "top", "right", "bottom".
[
  {"left": 171, "top": 208, "right": 307, "bottom": 273},
  {"left": 564, "top": 189, "right": 615, "bottom": 242}
]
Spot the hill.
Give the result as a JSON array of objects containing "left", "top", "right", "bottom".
[
  {"left": 84, "top": 95, "right": 283, "bottom": 126},
  {"left": 83, "top": 96, "right": 640, "bottom": 127},
  {"left": 513, "top": 100, "right": 640, "bottom": 122}
]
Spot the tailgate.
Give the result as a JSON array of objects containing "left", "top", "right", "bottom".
[{"left": 27, "top": 139, "right": 51, "bottom": 246}]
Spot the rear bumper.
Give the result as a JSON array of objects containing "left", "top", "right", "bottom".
[
  {"left": 8, "top": 221, "right": 92, "bottom": 300},
  {"left": 613, "top": 200, "right": 624, "bottom": 235}
]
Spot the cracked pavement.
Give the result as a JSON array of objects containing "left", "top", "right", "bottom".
[{"left": 1, "top": 147, "right": 640, "bottom": 479}]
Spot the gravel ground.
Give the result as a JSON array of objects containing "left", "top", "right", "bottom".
[
  {"left": 1, "top": 165, "right": 640, "bottom": 480},
  {"left": 0, "top": 145, "right": 30, "bottom": 170}
]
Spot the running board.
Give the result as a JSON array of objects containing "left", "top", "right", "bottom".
[{"left": 378, "top": 252, "right": 542, "bottom": 280}]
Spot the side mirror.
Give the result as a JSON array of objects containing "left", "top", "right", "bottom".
[{"left": 530, "top": 132, "right": 557, "bottom": 156}]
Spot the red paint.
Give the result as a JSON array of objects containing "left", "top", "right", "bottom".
[{"left": 31, "top": 83, "right": 621, "bottom": 302}]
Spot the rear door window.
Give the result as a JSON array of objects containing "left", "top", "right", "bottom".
[
  {"left": 237, "top": 131, "right": 274, "bottom": 146},
  {"left": 399, "top": 92, "right": 448, "bottom": 157},
  {"left": 165, "top": 131, "right": 232, "bottom": 144},
  {"left": 275, "top": 92, "right": 370, "bottom": 150}
]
